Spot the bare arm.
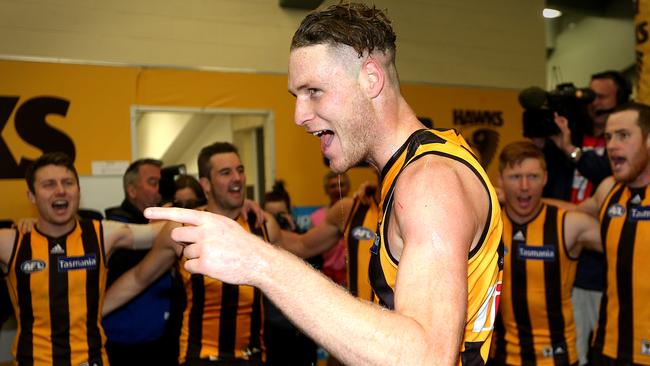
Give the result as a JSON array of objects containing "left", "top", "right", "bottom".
[
  {"left": 564, "top": 210, "right": 603, "bottom": 258},
  {"left": 0, "top": 229, "right": 17, "bottom": 273},
  {"left": 153, "top": 157, "right": 484, "bottom": 365},
  {"left": 576, "top": 176, "right": 616, "bottom": 218},
  {"left": 103, "top": 221, "right": 180, "bottom": 316},
  {"left": 279, "top": 197, "right": 353, "bottom": 258},
  {"left": 103, "top": 220, "right": 165, "bottom": 258}
]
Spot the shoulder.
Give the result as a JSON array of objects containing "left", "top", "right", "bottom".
[{"left": 0, "top": 228, "right": 18, "bottom": 266}]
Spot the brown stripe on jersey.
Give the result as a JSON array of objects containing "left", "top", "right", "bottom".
[
  {"left": 543, "top": 205, "right": 570, "bottom": 364},
  {"left": 80, "top": 220, "right": 102, "bottom": 364},
  {"left": 49, "top": 234, "right": 71, "bottom": 366},
  {"left": 593, "top": 185, "right": 625, "bottom": 355},
  {"left": 509, "top": 222, "right": 536, "bottom": 362},
  {"left": 368, "top": 245, "right": 393, "bottom": 309},
  {"left": 16, "top": 233, "right": 34, "bottom": 365},
  {"left": 186, "top": 274, "right": 205, "bottom": 360},
  {"left": 615, "top": 188, "right": 642, "bottom": 361},
  {"left": 218, "top": 283, "right": 239, "bottom": 357},
  {"left": 347, "top": 200, "right": 371, "bottom": 297},
  {"left": 461, "top": 341, "right": 486, "bottom": 366}
]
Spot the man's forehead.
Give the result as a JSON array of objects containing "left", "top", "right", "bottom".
[
  {"left": 210, "top": 152, "right": 242, "bottom": 169},
  {"left": 35, "top": 165, "right": 75, "bottom": 180},
  {"left": 607, "top": 110, "right": 639, "bottom": 130}
]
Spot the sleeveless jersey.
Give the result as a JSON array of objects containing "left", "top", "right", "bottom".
[
  {"left": 368, "top": 129, "right": 504, "bottom": 365},
  {"left": 497, "top": 204, "right": 578, "bottom": 365},
  {"left": 178, "top": 214, "right": 266, "bottom": 363},
  {"left": 343, "top": 196, "right": 379, "bottom": 301},
  {"left": 6, "top": 219, "right": 108, "bottom": 366},
  {"left": 593, "top": 183, "right": 650, "bottom": 365}
]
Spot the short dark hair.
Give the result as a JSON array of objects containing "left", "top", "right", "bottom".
[
  {"left": 25, "top": 152, "right": 79, "bottom": 193},
  {"left": 609, "top": 102, "right": 650, "bottom": 135},
  {"left": 264, "top": 180, "right": 292, "bottom": 215},
  {"left": 291, "top": 2, "right": 397, "bottom": 63},
  {"left": 197, "top": 142, "right": 239, "bottom": 179},
  {"left": 498, "top": 141, "right": 546, "bottom": 173},
  {"left": 591, "top": 70, "right": 631, "bottom": 105},
  {"left": 174, "top": 174, "right": 205, "bottom": 201},
  {"left": 123, "top": 158, "right": 162, "bottom": 193}
]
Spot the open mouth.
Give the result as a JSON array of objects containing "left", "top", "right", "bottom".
[
  {"left": 228, "top": 185, "right": 242, "bottom": 194},
  {"left": 52, "top": 200, "right": 69, "bottom": 211},
  {"left": 312, "top": 129, "right": 334, "bottom": 138},
  {"left": 517, "top": 196, "right": 532, "bottom": 207},
  {"left": 610, "top": 156, "right": 626, "bottom": 168}
]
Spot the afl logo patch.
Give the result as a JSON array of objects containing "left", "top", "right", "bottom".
[
  {"left": 20, "top": 259, "right": 46, "bottom": 274},
  {"left": 351, "top": 226, "right": 375, "bottom": 241},
  {"left": 607, "top": 204, "right": 626, "bottom": 218}
]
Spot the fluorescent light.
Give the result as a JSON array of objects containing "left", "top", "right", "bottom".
[{"left": 543, "top": 8, "right": 562, "bottom": 19}]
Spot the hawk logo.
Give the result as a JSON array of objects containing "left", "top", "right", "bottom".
[
  {"left": 20, "top": 259, "right": 46, "bottom": 274},
  {"left": 607, "top": 204, "right": 626, "bottom": 218},
  {"left": 351, "top": 226, "right": 375, "bottom": 241}
]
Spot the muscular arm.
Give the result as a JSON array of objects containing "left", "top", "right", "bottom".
[
  {"left": 103, "top": 220, "right": 165, "bottom": 258},
  {"left": 103, "top": 221, "right": 180, "bottom": 316},
  {"left": 279, "top": 198, "right": 354, "bottom": 258},
  {"left": 164, "top": 156, "right": 484, "bottom": 365},
  {"left": 0, "top": 229, "right": 17, "bottom": 273},
  {"left": 577, "top": 176, "right": 616, "bottom": 218},
  {"left": 564, "top": 210, "right": 603, "bottom": 258}
]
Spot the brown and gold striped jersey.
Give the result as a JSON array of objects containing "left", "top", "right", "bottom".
[
  {"left": 6, "top": 219, "right": 108, "bottom": 366},
  {"left": 497, "top": 203, "right": 578, "bottom": 366},
  {"left": 178, "top": 213, "right": 266, "bottom": 364},
  {"left": 368, "top": 128, "right": 504, "bottom": 365},
  {"left": 343, "top": 196, "right": 379, "bottom": 301},
  {"left": 593, "top": 183, "right": 650, "bottom": 365}
]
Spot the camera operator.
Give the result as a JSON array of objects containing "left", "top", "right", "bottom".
[{"left": 521, "top": 70, "right": 631, "bottom": 366}]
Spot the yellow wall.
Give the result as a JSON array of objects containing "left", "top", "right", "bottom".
[{"left": 0, "top": 60, "right": 522, "bottom": 220}]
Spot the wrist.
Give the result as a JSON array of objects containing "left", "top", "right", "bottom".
[{"left": 569, "top": 146, "right": 582, "bottom": 162}]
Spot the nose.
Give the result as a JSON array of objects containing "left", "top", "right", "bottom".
[
  {"left": 519, "top": 177, "right": 530, "bottom": 190},
  {"left": 294, "top": 97, "right": 313, "bottom": 127},
  {"left": 54, "top": 182, "right": 66, "bottom": 195}
]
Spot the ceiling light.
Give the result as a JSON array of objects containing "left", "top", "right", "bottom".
[{"left": 543, "top": 8, "right": 562, "bottom": 19}]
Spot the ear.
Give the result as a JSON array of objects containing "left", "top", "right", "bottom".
[
  {"left": 27, "top": 190, "right": 36, "bottom": 204},
  {"left": 360, "top": 57, "right": 385, "bottom": 99},
  {"left": 199, "top": 177, "right": 211, "bottom": 194},
  {"left": 126, "top": 185, "right": 137, "bottom": 200},
  {"left": 542, "top": 170, "right": 548, "bottom": 186}
]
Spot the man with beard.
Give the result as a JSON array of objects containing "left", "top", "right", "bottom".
[
  {"left": 0, "top": 152, "right": 162, "bottom": 365},
  {"left": 493, "top": 141, "right": 602, "bottom": 366},
  {"left": 545, "top": 70, "right": 631, "bottom": 366},
  {"left": 572, "top": 102, "right": 650, "bottom": 365},
  {"left": 103, "top": 142, "right": 276, "bottom": 366},
  {"left": 143, "top": 3, "right": 503, "bottom": 365}
]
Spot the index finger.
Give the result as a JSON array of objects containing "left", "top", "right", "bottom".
[{"left": 144, "top": 207, "right": 210, "bottom": 226}]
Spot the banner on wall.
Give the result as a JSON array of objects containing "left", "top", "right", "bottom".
[{"left": 637, "top": 0, "right": 650, "bottom": 103}]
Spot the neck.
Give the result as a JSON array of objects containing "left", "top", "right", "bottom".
[
  {"left": 36, "top": 218, "right": 76, "bottom": 238},
  {"left": 207, "top": 201, "right": 242, "bottom": 220},
  {"left": 506, "top": 201, "right": 543, "bottom": 225},
  {"left": 369, "top": 96, "right": 424, "bottom": 172}
]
